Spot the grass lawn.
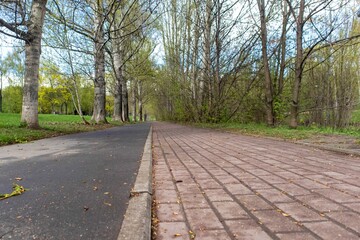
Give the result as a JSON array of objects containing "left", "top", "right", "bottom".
[
  {"left": 0, "top": 113, "right": 123, "bottom": 146},
  {"left": 192, "top": 122, "right": 360, "bottom": 141}
]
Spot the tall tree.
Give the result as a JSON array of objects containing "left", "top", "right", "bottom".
[
  {"left": 0, "top": 0, "right": 48, "bottom": 128},
  {"left": 91, "top": 0, "right": 107, "bottom": 123},
  {"left": 256, "top": 0, "right": 275, "bottom": 126}
]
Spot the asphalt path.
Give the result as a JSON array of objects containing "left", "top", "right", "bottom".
[{"left": 0, "top": 123, "right": 151, "bottom": 240}]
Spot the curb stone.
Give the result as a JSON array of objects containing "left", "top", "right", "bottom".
[{"left": 117, "top": 126, "right": 152, "bottom": 240}]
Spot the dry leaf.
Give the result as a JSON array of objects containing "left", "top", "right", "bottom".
[
  {"left": 174, "top": 233, "right": 182, "bottom": 237},
  {"left": 15, "top": 177, "right": 22, "bottom": 181}
]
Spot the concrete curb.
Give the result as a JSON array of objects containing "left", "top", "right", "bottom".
[{"left": 117, "top": 126, "right": 152, "bottom": 240}]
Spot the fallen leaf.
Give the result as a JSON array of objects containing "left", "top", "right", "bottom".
[
  {"left": 0, "top": 184, "right": 27, "bottom": 201},
  {"left": 104, "top": 202, "right": 112, "bottom": 207},
  {"left": 93, "top": 187, "right": 98, "bottom": 191},
  {"left": 104, "top": 192, "right": 110, "bottom": 195},
  {"left": 174, "top": 233, "right": 182, "bottom": 237},
  {"left": 282, "top": 213, "right": 290, "bottom": 217},
  {"left": 15, "top": 177, "right": 22, "bottom": 181}
]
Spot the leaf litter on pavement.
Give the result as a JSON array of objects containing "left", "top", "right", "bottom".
[{"left": 0, "top": 183, "right": 28, "bottom": 201}]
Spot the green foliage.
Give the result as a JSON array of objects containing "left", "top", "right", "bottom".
[
  {"left": 2, "top": 86, "right": 22, "bottom": 113},
  {"left": 38, "top": 86, "right": 72, "bottom": 114},
  {"left": 80, "top": 85, "right": 94, "bottom": 115}
]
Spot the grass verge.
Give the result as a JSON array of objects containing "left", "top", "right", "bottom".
[
  {"left": 191, "top": 122, "right": 360, "bottom": 141},
  {"left": 0, "top": 113, "right": 123, "bottom": 146}
]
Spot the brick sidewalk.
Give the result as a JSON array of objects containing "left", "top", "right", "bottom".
[{"left": 152, "top": 122, "right": 360, "bottom": 240}]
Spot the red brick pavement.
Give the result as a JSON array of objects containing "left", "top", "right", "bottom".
[{"left": 152, "top": 122, "right": 360, "bottom": 240}]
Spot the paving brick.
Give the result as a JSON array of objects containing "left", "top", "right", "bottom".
[
  {"left": 155, "top": 180, "right": 176, "bottom": 190},
  {"left": 304, "top": 221, "right": 359, "bottom": 240},
  {"left": 326, "top": 211, "right": 360, "bottom": 233},
  {"left": 276, "top": 232, "right": 318, "bottom": 240},
  {"left": 157, "top": 203, "right": 185, "bottom": 222},
  {"left": 275, "top": 202, "right": 324, "bottom": 222},
  {"left": 259, "top": 175, "right": 287, "bottom": 184},
  {"left": 184, "top": 208, "right": 224, "bottom": 230},
  {"left": 330, "top": 183, "right": 360, "bottom": 197},
  {"left": 157, "top": 222, "right": 190, "bottom": 240},
  {"left": 215, "top": 175, "right": 240, "bottom": 184},
  {"left": 252, "top": 210, "right": 304, "bottom": 232},
  {"left": 180, "top": 193, "right": 209, "bottom": 209},
  {"left": 274, "top": 171, "right": 303, "bottom": 180},
  {"left": 191, "top": 172, "right": 212, "bottom": 180},
  {"left": 241, "top": 178, "right": 272, "bottom": 190},
  {"left": 176, "top": 183, "right": 201, "bottom": 194},
  {"left": 292, "top": 178, "right": 329, "bottom": 190},
  {"left": 274, "top": 183, "right": 310, "bottom": 196},
  {"left": 204, "top": 189, "right": 233, "bottom": 202},
  {"left": 152, "top": 123, "right": 360, "bottom": 240},
  {"left": 193, "top": 229, "right": 231, "bottom": 240},
  {"left": 196, "top": 179, "right": 222, "bottom": 189},
  {"left": 344, "top": 202, "right": 360, "bottom": 213},
  {"left": 256, "top": 189, "right": 294, "bottom": 203},
  {"left": 236, "top": 195, "right": 274, "bottom": 211},
  {"left": 156, "top": 189, "right": 179, "bottom": 204},
  {"left": 212, "top": 201, "right": 249, "bottom": 220},
  {"left": 306, "top": 174, "right": 342, "bottom": 184},
  {"left": 315, "top": 188, "right": 359, "bottom": 203},
  {"left": 224, "top": 183, "right": 253, "bottom": 195},
  {"left": 225, "top": 219, "right": 272, "bottom": 240},
  {"left": 297, "top": 194, "right": 346, "bottom": 212}
]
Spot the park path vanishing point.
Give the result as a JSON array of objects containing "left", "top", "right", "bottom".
[{"left": 152, "top": 122, "right": 360, "bottom": 240}]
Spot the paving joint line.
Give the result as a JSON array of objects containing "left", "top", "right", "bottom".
[
  {"left": 164, "top": 129, "right": 283, "bottom": 240},
  {"left": 169, "top": 128, "right": 326, "bottom": 239},
  {"left": 180, "top": 130, "right": 360, "bottom": 237},
  {"left": 161, "top": 131, "right": 238, "bottom": 240}
]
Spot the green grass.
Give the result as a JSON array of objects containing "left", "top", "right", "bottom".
[
  {"left": 0, "top": 113, "right": 123, "bottom": 146},
  {"left": 351, "top": 109, "right": 360, "bottom": 123},
  {"left": 192, "top": 122, "right": 360, "bottom": 141}
]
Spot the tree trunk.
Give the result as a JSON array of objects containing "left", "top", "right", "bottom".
[
  {"left": 0, "top": 72, "right": 2, "bottom": 113},
  {"left": 20, "top": 0, "right": 48, "bottom": 128},
  {"left": 111, "top": 14, "right": 124, "bottom": 122},
  {"left": 138, "top": 81, "right": 143, "bottom": 121},
  {"left": 201, "top": 0, "right": 212, "bottom": 120},
  {"left": 257, "top": 0, "right": 274, "bottom": 126},
  {"left": 123, "top": 82, "right": 129, "bottom": 121},
  {"left": 278, "top": 0, "right": 288, "bottom": 95},
  {"left": 91, "top": 1, "right": 107, "bottom": 124},
  {"left": 289, "top": 0, "right": 304, "bottom": 128},
  {"left": 132, "top": 79, "right": 137, "bottom": 122}
]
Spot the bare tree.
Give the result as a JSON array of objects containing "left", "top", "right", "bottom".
[{"left": 256, "top": 0, "right": 275, "bottom": 126}]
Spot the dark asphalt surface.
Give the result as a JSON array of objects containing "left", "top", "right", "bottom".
[{"left": 0, "top": 123, "right": 151, "bottom": 240}]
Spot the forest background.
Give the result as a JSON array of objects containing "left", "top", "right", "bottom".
[{"left": 1, "top": 0, "right": 360, "bottom": 132}]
